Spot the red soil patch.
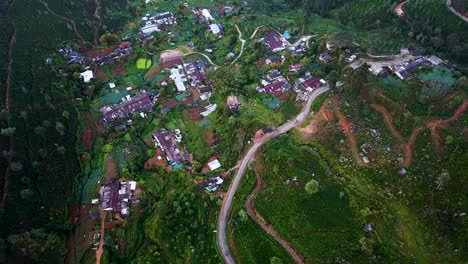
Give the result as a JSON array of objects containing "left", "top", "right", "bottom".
[
  {"left": 81, "top": 111, "right": 97, "bottom": 149},
  {"left": 114, "top": 62, "right": 126, "bottom": 76},
  {"left": 144, "top": 149, "right": 166, "bottom": 169},
  {"left": 103, "top": 158, "right": 118, "bottom": 184},
  {"left": 298, "top": 98, "right": 333, "bottom": 139},
  {"left": 94, "top": 68, "right": 109, "bottom": 82}
]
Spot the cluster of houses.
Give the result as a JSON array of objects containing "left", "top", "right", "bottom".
[
  {"left": 294, "top": 74, "right": 328, "bottom": 101},
  {"left": 164, "top": 59, "right": 219, "bottom": 120},
  {"left": 59, "top": 42, "right": 133, "bottom": 68},
  {"left": 139, "top": 11, "right": 177, "bottom": 41},
  {"left": 257, "top": 70, "right": 291, "bottom": 98},
  {"left": 99, "top": 90, "right": 157, "bottom": 124},
  {"left": 59, "top": 46, "right": 86, "bottom": 64},
  {"left": 192, "top": 7, "right": 224, "bottom": 37},
  {"left": 389, "top": 55, "right": 453, "bottom": 80},
  {"left": 85, "top": 42, "right": 133, "bottom": 67},
  {"left": 152, "top": 128, "right": 191, "bottom": 169},
  {"left": 97, "top": 179, "right": 138, "bottom": 217}
]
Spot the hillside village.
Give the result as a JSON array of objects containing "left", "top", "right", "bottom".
[{"left": 35, "top": 0, "right": 466, "bottom": 262}]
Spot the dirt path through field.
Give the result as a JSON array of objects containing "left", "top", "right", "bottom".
[
  {"left": 95, "top": 210, "right": 106, "bottom": 264},
  {"left": 38, "top": 0, "right": 87, "bottom": 43},
  {"left": 395, "top": 0, "right": 410, "bottom": 16},
  {"left": 332, "top": 99, "right": 364, "bottom": 166},
  {"left": 0, "top": 3, "right": 17, "bottom": 209},
  {"left": 93, "top": 0, "right": 102, "bottom": 45},
  {"left": 246, "top": 169, "right": 308, "bottom": 264},
  {"left": 370, "top": 104, "right": 403, "bottom": 141},
  {"left": 426, "top": 101, "right": 468, "bottom": 151}
]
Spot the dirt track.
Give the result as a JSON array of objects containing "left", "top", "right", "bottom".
[
  {"left": 0, "top": 4, "right": 17, "bottom": 209},
  {"left": 370, "top": 104, "right": 403, "bottom": 141},
  {"left": 370, "top": 101, "right": 467, "bottom": 165},
  {"left": 332, "top": 99, "right": 364, "bottom": 166},
  {"left": 426, "top": 101, "right": 468, "bottom": 151},
  {"left": 38, "top": 0, "right": 87, "bottom": 43},
  {"left": 245, "top": 169, "right": 307, "bottom": 264}
]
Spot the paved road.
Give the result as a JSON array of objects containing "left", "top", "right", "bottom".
[
  {"left": 448, "top": 0, "right": 468, "bottom": 22},
  {"left": 216, "top": 87, "right": 329, "bottom": 264}
]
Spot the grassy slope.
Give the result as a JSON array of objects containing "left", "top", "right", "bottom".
[
  {"left": 229, "top": 170, "right": 295, "bottom": 264},
  {"left": 254, "top": 135, "right": 364, "bottom": 263}
]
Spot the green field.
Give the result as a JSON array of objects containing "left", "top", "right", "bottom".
[{"left": 136, "top": 58, "right": 152, "bottom": 70}]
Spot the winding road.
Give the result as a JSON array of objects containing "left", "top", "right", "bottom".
[{"left": 217, "top": 87, "right": 329, "bottom": 264}]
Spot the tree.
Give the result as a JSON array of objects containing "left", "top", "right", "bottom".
[
  {"left": 445, "top": 135, "right": 454, "bottom": 145},
  {"left": 55, "top": 121, "right": 65, "bottom": 136},
  {"left": 238, "top": 209, "right": 248, "bottom": 222},
  {"left": 270, "top": 256, "right": 283, "bottom": 264},
  {"left": 99, "top": 33, "right": 120, "bottom": 46},
  {"left": 10, "top": 162, "right": 23, "bottom": 171},
  {"left": 0, "top": 127, "right": 16, "bottom": 136},
  {"left": 305, "top": 179, "right": 319, "bottom": 194}
]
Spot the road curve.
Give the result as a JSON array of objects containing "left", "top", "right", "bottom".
[{"left": 217, "top": 87, "right": 329, "bottom": 264}]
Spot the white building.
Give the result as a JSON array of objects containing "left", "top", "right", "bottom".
[
  {"left": 80, "top": 70, "right": 94, "bottom": 83},
  {"left": 201, "top": 104, "right": 217, "bottom": 117},
  {"left": 208, "top": 159, "right": 221, "bottom": 171},
  {"left": 141, "top": 23, "right": 160, "bottom": 34},
  {"left": 202, "top": 9, "right": 214, "bottom": 21},
  {"left": 170, "top": 66, "right": 187, "bottom": 92},
  {"left": 209, "top": 24, "right": 221, "bottom": 35}
]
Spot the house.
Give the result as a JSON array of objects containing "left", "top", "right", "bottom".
[
  {"left": 289, "top": 64, "right": 302, "bottom": 72},
  {"left": 80, "top": 70, "right": 94, "bottom": 83},
  {"left": 319, "top": 53, "right": 332, "bottom": 63},
  {"left": 261, "top": 31, "right": 287, "bottom": 52},
  {"left": 207, "top": 159, "right": 221, "bottom": 171},
  {"left": 283, "top": 31, "right": 291, "bottom": 39},
  {"left": 393, "top": 57, "right": 431, "bottom": 80},
  {"left": 326, "top": 41, "right": 335, "bottom": 51},
  {"left": 200, "top": 104, "right": 217, "bottom": 117},
  {"left": 141, "top": 23, "right": 160, "bottom": 34},
  {"left": 200, "top": 176, "right": 224, "bottom": 192},
  {"left": 227, "top": 95, "right": 240, "bottom": 110},
  {"left": 170, "top": 66, "right": 188, "bottom": 92},
  {"left": 201, "top": 9, "right": 214, "bottom": 22},
  {"left": 152, "top": 129, "right": 186, "bottom": 167},
  {"left": 294, "top": 76, "right": 325, "bottom": 101},
  {"left": 108, "top": 83, "right": 116, "bottom": 89},
  {"left": 99, "top": 180, "right": 138, "bottom": 217},
  {"left": 428, "top": 55, "right": 443, "bottom": 66},
  {"left": 265, "top": 55, "right": 282, "bottom": 65}
]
